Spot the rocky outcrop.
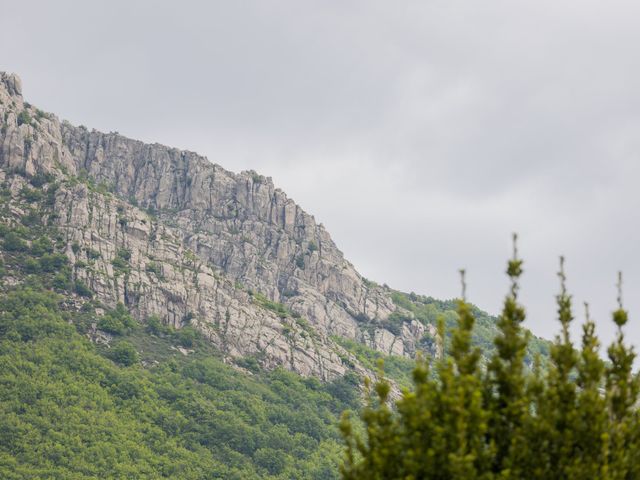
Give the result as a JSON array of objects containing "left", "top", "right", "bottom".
[{"left": 0, "top": 73, "right": 438, "bottom": 378}]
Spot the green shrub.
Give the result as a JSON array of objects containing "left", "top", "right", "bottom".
[
  {"left": 3, "top": 232, "right": 28, "bottom": 252},
  {"left": 52, "top": 271, "right": 72, "bottom": 291},
  {"left": 380, "top": 311, "right": 412, "bottom": 336},
  {"left": 112, "top": 248, "right": 131, "bottom": 273},
  {"left": 16, "top": 110, "right": 31, "bottom": 126},
  {"left": 111, "top": 256, "right": 128, "bottom": 270},
  {"left": 253, "top": 292, "right": 289, "bottom": 318},
  {"left": 31, "top": 236, "right": 54, "bottom": 256},
  {"left": 116, "top": 248, "right": 131, "bottom": 261},
  {"left": 29, "top": 172, "right": 54, "bottom": 187},
  {"left": 74, "top": 280, "right": 93, "bottom": 298},
  {"left": 98, "top": 303, "right": 137, "bottom": 335},
  {"left": 39, "top": 253, "right": 69, "bottom": 272},
  {"left": 21, "top": 210, "right": 40, "bottom": 226},
  {"left": 145, "top": 261, "right": 163, "bottom": 278},
  {"left": 174, "top": 326, "right": 198, "bottom": 348},
  {"left": 236, "top": 355, "right": 262, "bottom": 373},
  {"left": 145, "top": 315, "right": 173, "bottom": 336},
  {"left": 20, "top": 186, "right": 43, "bottom": 202},
  {"left": 24, "top": 257, "right": 40, "bottom": 273},
  {"left": 254, "top": 447, "right": 286, "bottom": 475},
  {"left": 86, "top": 248, "right": 101, "bottom": 260},
  {"left": 109, "top": 341, "right": 139, "bottom": 366}
]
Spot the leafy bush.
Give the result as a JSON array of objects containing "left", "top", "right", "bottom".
[
  {"left": 380, "top": 311, "right": 412, "bottom": 336},
  {"left": 20, "top": 186, "right": 43, "bottom": 202},
  {"left": 236, "top": 355, "right": 262, "bottom": 373},
  {"left": 173, "top": 326, "right": 198, "bottom": 348},
  {"left": 145, "top": 261, "right": 163, "bottom": 278},
  {"left": 97, "top": 303, "right": 137, "bottom": 335},
  {"left": 38, "top": 253, "right": 68, "bottom": 272},
  {"left": 29, "top": 172, "right": 55, "bottom": 188},
  {"left": 253, "top": 292, "right": 289, "bottom": 318},
  {"left": 254, "top": 447, "right": 286, "bottom": 475},
  {"left": 146, "top": 314, "right": 172, "bottom": 335},
  {"left": 74, "top": 280, "right": 93, "bottom": 298},
  {"left": 3, "top": 231, "right": 28, "bottom": 252},
  {"left": 52, "top": 271, "right": 72, "bottom": 291},
  {"left": 16, "top": 110, "right": 31, "bottom": 126},
  {"left": 111, "top": 256, "right": 128, "bottom": 270},
  {"left": 30, "top": 236, "right": 54, "bottom": 256},
  {"left": 116, "top": 248, "right": 131, "bottom": 261},
  {"left": 109, "top": 341, "right": 139, "bottom": 366},
  {"left": 20, "top": 209, "right": 40, "bottom": 226},
  {"left": 23, "top": 257, "right": 40, "bottom": 273}
]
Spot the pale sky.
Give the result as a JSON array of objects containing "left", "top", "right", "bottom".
[{"left": 2, "top": 0, "right": 640, "bottom": 351}]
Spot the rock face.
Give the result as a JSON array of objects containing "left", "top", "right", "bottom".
[{"left": 0, "top": 73, "right": 436, "bottom": 379}]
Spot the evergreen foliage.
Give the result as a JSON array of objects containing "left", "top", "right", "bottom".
[{"left": 341, "top": 238, "right": 640, "bottom": 479}]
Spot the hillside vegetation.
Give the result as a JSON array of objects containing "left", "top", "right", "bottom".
[{"left": 0, "top": 285, "right": 359, "bottom": 479}]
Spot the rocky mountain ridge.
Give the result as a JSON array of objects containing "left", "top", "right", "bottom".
[{"left": 0, "top": 72, "right": 437, "bottom": 380}]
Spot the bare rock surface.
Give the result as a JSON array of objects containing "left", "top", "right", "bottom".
[{"left": 0, "top": 73, "right": 436, "bottom": 379}]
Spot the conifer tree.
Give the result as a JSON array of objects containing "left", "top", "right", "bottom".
[
  {"left": 537, "top": 257, "right": 579, "bottom": 479},
  {"left": 485, "top": 234, "right": 530, "bottom": 476},
  {"left": 569, "top": 302, "right": 608, "bottom": 479},
  {"left": 605, "top": 273, "right": 638, "bottom": 480},
  {"left": 341, "top": 271, "right": 492, "bottom": 479},
  {"left": 341, "top": 242, "right": 640, "bottom": 480},
  {"left": 341, "top": 372, "right": 400, "bottom": 480},
  {"left": 441, "top": 270, "right": 491, "bottom": 479},
  {"left": 397, "top": 270, "right": 490, "bottom": 479}
]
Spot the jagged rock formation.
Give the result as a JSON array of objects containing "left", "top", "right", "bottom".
[{"left": 0, "top": 72, "right": 436, "bottom": 379}]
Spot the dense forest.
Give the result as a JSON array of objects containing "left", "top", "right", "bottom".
[{"left": 0, "top": 284, "right": 361, "bottom": 479}]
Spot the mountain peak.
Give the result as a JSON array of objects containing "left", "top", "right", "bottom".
[{"left": 0, "top": 72, "right": 22, "bottom": 98}]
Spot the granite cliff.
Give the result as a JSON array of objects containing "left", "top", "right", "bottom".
[{"left": 0, "top": 72, "right": 438, "bottom": 380}]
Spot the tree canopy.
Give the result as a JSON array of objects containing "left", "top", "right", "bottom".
[{"left": 341, "top": 240, "right": 640, "bottom": 479}]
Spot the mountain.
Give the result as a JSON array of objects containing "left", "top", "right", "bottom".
[
  {"left": 0, "top": 71, "right": 447, "bottom": 378},
  {"left": 0, "top": 73, "right": 550, "bottom": 478}
]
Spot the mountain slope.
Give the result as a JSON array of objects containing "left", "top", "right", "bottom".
[
  {"left": 0, "top": 286, "right": 354, "bottom": 479},
  {"left": 0, "top": 72, "right": 550, "bottom": 379},
  {"left": 0, "top": 72, "right": 440, "bottom": 379},
  {"left": 0, "top": 72, "right": 555, "bottom": 478}
]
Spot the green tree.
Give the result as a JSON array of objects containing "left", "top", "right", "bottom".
[
  {"left": 605, "top": 273, "right": 639, "bottom": 480},
  {"left": 485, "top": 235, "right": 530, "bottom": 477},
  {"left": 110, "top": 341, "right": 139, "bottom": 366},
  {"left": 341, "top": 241, "right": 640, "bottom": 480},
  {"left": 342, "top": 271, "right": 492, "bottom": 480}
]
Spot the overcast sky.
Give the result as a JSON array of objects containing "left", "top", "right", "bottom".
[{"left": 2, "top": 0, "right": 640, "bottom": 350}]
